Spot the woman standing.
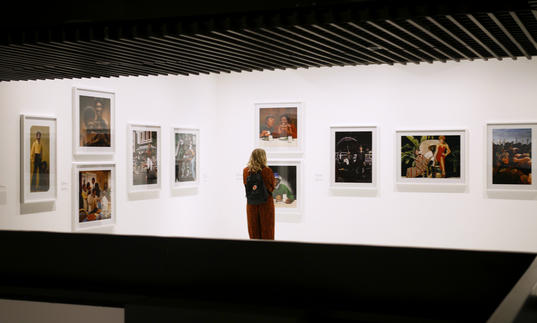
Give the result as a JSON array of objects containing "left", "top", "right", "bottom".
[
  {"left": 433, "top": 136, "right": 451, "bottom": 178},
  {"left": 243, "top": 148, "right": 276, "bottom": 240}
]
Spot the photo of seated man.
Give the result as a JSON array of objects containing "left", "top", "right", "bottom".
[
  {"left": 79, "top": 96, "right": 111, "bottom": 147},
  {"left": 268, "top": 166, "right": 298, "bottom": 208},
  {"left": 78, "top": 170, "right": 112, "bottom": 223}
]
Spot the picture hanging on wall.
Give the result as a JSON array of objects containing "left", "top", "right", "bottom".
[
  {"left": 172, "top": 128, "right": 200, "bottom": 188},
  {"left": 268, "top": 160, "right": 302, "bottom": 216},
  {"left": 396, "top": 130, "right": 466, "bottom": 185},
  {"left": 20, "top": 115, "right": 57, "bottom": 203},
  {"left": 128, "top": 124, "right": 161, "bottom": 192},
  {"left": 255, "top": 102, "right": 303, "bottom": 155},
  {"left": 487, "top": 123, "right": 537, "bottom": 191},
  {"left": 73, "top": 87, "right": 115, "bottom": 156},
  {"left": 330, "top": 126, "right": 377, "bottom": 189},
  {"left": 73, "top": 163, "right": 115, "bottom": 231}
]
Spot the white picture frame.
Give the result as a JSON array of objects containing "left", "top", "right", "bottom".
[
  {"left": 73, "top": 87, "right": 115, "bottom": 156},
  {"left": 72, "top": 162, "right": 116, "bottom": 231},
  {"left": 487, "top": 122, "right": 536, "bottom": 191},
  {"left": 127, "top": 124, "right": 161, "bottom": 193},
  {"left": 20, "top": 114, "right": 57, "bottom": 203},
  {"left": 255, "top": 102, "right": 304, "bottom": 155},
  {"left": 172, "top": 127, "right": 200, "bottom": 189},
  {"left": 267, "top": 159, "right": 302, "bottom": 218},
  {"left": 330, "top": 126, "right": 377, "bottom": 189},
  {"left": 396, "top": 129, "right": 467, "bottom": 185}
]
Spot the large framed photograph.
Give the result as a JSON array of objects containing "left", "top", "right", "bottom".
[
  {"left": 72, "top": 163, "right": 115, "bottom": 231},
  {"left": 128, "top": 124, "right": 161, "bottom": 192},
  {"left": 396, "top": 130, "right": 466, "bottom": 185},
  {"left": 487, "top": 123, "right": 537, "bottom": 191},
  {"left": 73, "top": 87, "right": 115, "bottom": 156},
  {"left": 255, "top": 102, "right": 303, "bottom": 154},
  {"left": 330, "top": 126, "right": 377, "bottom": 189},
  {"left": 20, "top": 115, "right": 57, "bottom": 203},
  {"left": 268, "top": 160, "right": 302, "bottom": 217},
  {"left": 172, "top": 128, "right": 199, "bottom": 188}
]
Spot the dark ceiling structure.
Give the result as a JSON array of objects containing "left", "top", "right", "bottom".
[{"left": 1, "top": 0, "right": 536, "bottom": 81}]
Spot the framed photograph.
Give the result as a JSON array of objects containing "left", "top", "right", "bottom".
[
  {"left": 128, "top": 124, "right": 161, "bottom": 192},
  {"left": 72, "top": 163, "right": 115, "bottom": 231},
  {"left": 268, "top": 160, "right": 302, "bottom": 216},
  {"left": 330, "top": 126, "right": 377, "bottom": 189},
  {"left": 396, "top": 130, "right": 466, "bottom": 184},
  {"left": 172, "top": 128, "right": 200, "bottom": 188},
  {"left": 487, "top": 123, "right": 536, "bottom": 191},
  {"left": 255, "top": 102, "right": 303, "bottom": 154},
  {"left": 73, "top": 87, "right": 115, "bottom": 155},
  {"left": 20, "top": 115, "right": 57, "bottom": 203}
]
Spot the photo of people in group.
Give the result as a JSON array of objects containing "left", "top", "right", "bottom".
[
  {"left": 401, "top": 135, "right": 461, "bottom": 179},
  {"left": 259, "top": 107, "right": 298, "bottom": 142},
  {"left": 268, "top": 165, "right": 297, "bottom": 208},
  {"left": 175, "top": 132, "right": 197, "bottom": 183},
  {"left": 78, "top": 170, "right": 112, "bottom": 223},
  {"left": 492, "top": 128, "right": 532, "bottom": 185},
  {"left": 335, "top": 131, "right": 373, "bottom": 183},
  {"left": 132, "top": 130, "right": 158, "bottom": 186},
  {"left": 79, "top": 95, "right": 111, "bottom": 147},
  {"left": 29, "top": 125, "right": 50, "bottom": 192}
]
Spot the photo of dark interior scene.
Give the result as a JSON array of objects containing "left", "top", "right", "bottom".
[
  {"left": 79, "top": 95, "right": 111, "bottom": 147},
  {"left": 335, "top": 131, "right": 373, "bottom": 183},
  {"left": 259, "top": 107, "right": 298, "bottom": 141},
  {"left": 78, "top": 170, "right": 111, "bottom": 223},
  {"left": 133, "top": 130, "right": 158, "bottom": 185},
  {"left": 268, "top": 165, "right": 297, "bottom": 207},
  {"left": 175, "top": 133, "right": 196, "bottom": 182},
  {"left": 492, "top": 128, "right": 532, "bottom": 185},
  {"left": 401, "top": 135, "right": 461, "bottom": 179},
  {"left": 30, "top": 126, "right": 50, "bottom": 192}
]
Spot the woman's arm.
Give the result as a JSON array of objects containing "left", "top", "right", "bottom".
[{"left": 445, "top": 143, "right": 451, "bottom": 157}]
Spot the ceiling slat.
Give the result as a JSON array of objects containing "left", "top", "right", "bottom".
[
  {"left": 488, "top": 13, "right": 531, "bottom": 59},
  {"left": 467, "top": 14, "right": 515, "bottom": 60},
  {"left": 445, "top": 15, "right": 501, "bottom": 60},
  {"left": 425, "top": 16, "right": 484, "bottom": 60}
]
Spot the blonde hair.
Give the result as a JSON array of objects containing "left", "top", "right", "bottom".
[{"left": 247, "top": 148, "right": 267, "bottom": 173}]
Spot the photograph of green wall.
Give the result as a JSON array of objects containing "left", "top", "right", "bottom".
[{"left": 267, "top": 165, "right": 297, "bottom": 208}]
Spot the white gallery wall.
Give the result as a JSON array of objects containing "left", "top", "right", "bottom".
[{"left": 1, "top": 58, "right": 537, "bottom": 252}]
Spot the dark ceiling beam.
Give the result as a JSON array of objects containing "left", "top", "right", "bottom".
[
  {"left": 425, "top": 16, "right": 485, "bottom": 61},
  {"left": 365, "top": 21, "right": 436, "bottom": 63},
  {"left": 209, "top": 31, "right": 316, "bottom": 68},
  {"left": 310, "top": 24, "right": 396, "bottom": 65},
  {"left": 292, "top": 25, "right": 380, "bottom": 64},
  {"left": 466, "top": 14, "right": 515, "bottom": 60},
  {"left": 257, "top": 28, "right": 350, "bottom": 66},
  {"left": 218, "top": 30, "right": 327, "bottom": 68},
  {"left": 349, "top": 23, "right": 426, "bottom": 64},
  {"left": 445, "top": 15, "right": 501, "bottom": 60},
  {"left": 384, "top": 20, "right": 451, "bottom": 62},
  {"left": 406, "top": 19, "right": 468, "bottom": 61},
  {"left": 275, "top": 26, "right": 364, "bottom": 66},
  {"left": 487, "top": 13, "right": 531, "bottom": 60},
  {"left": 509, "top": 11, "right": 537, "bottom": 52}
]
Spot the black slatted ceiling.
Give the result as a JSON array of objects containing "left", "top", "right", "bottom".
[{"left": 1, "top": 1, "right": 537, "bottom": 81}]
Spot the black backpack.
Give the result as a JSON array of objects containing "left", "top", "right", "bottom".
[{"left": 245, "top": 171, "right": 269, "bottom": 205}]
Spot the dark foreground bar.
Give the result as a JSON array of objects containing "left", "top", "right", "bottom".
[{"left": 0, "top": 230, "right": 534, "bottom": 322}]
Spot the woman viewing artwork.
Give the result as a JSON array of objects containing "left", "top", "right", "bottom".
[{"left": 243, "top": 148, "right": 275, "bottom": 240}]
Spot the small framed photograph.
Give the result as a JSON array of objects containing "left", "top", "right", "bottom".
[
  {"left": 330, "top": 126, "right": 377, "bottom": 189},
  {"left": 128, "top": 124, "right": 161, "bottom": 192},
  {"left": 20, "top": 115, "right": 57, "bottom": 203},
  {"left": 268, "top": 160, "right": 302, "bottom": 217},
  {"left": 73, "top": 87, "right": 115, "bottom": 156},
  {"left": 487, "top": 123, "right": 536, "bottom": 191},
  {"left": 255, "top": 102, "right": 303, "bottom": 155},
  {"left": 172, "top": 128, "right": 200, "bottom": 188},
  {"left": 396, "top": 130, "right": 466, "bottom": 185},
  {"left": 73, "top": 163, "right": 115, "bottom": 231}
]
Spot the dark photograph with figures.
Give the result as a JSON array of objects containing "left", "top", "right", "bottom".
[
  {"left": 401, "top": 135, "right": 461, "bottom": 179},
  {"left": 335, "top": 131, "right": 373, "bottom": 183},
  {"left": 175, "top": 132, "right": 197, "bottom": 183},
  {"left": 267, "top": 165, "right": 298, "bottom": 209},
  {"left": 79, "top": 95, "right": 111, "bottom": 147},
  {"left": 492, "top": 128, "right": 531, "bottom": 185},
  {"left": 132, "top": 130, "right": 158, "bottom": 186}
]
